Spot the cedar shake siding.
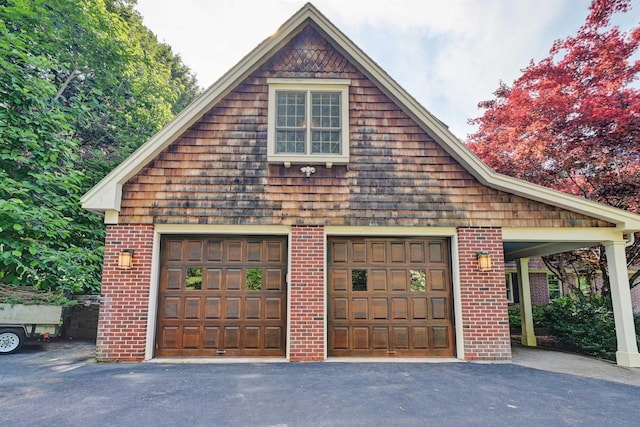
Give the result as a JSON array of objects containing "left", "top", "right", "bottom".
[{"left": 118, "top": 25, "right": 611, "bottom": 229}]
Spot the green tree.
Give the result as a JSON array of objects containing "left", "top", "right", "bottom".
[{"left": 0, "top": 0, "right": 200, "bottom": 294}]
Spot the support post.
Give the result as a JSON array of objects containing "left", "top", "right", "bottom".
[
  {"left": 604, "top": 240, "right": 640, "bottom": 367},
  {"left": 516, "top": 258, "right": 537, "bottom": 347}
]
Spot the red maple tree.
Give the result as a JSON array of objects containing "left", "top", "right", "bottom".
[
  {"left": 468, "top": 0, "right": 640, "bottom": 212},
  {"left": 467, "top": 0, "right": 640, "bottom": 290}
]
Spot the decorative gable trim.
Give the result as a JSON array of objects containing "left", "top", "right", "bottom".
[{"left": 81, "top": 3, "right": 640, "bottom": 232}]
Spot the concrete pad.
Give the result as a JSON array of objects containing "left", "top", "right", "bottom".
[{"left": 512, "top": 342, "right": 640, "bottom": 387}]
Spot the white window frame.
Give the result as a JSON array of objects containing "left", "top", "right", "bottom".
[
  {"left": 547, "top": 274, "right": 562, "bottom": 300},
  {"left": 505, "top": 272, "right": 515, "bottom": 303},
  {"left": 267, "top": 78, "right": 350, "bottom": 166}
]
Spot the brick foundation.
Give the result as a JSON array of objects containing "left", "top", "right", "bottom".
[
  {"left": 457, "top": 227, "right": 511, "bottom": 361},
  {"left": 288, "top": 225, "right": 325, "bottom": 361},
  {"left": 97, "top": 224, "right": 154, "bottom": 362}
]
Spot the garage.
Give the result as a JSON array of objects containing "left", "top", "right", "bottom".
[
  {"left": 155, "top": 236, "right": 287, "bottom": 357},
  {"left": 327, "top": 237, "right": 454, "bottom": 357}
]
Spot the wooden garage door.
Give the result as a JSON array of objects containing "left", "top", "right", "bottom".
[
  {"left": 328, "top": 237, "right": 454, "bottom": 357},
  {"left": 156, "top": 236, "right": 287, "bottom": 357}
]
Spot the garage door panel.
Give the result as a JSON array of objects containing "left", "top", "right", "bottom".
[
  {"left": 226, "top": 298, "right": 241, "bottom": 319},
  {"left": 265, "top": 269, "right": 283, "bottom": 290},
  {"left": 328, "top": 237, "right": 453, "bottom": 357},
  {"left": 224, "top": 327, "right": 240, "bottom": 349},
  {"left": 205, "top": 297, "right": 220, "bottom": 319},
  {"left": 390, "top": 242, "right": 405, "bottom": 263},
  {"left": 432, "top": 326, "right": 450, "bottom": 349},
  {"left": 207, "top": 240, "right": 223, "bottom": 262},
  {"left": 227, "top": 241, "right": 243, "bottom": 262},
  {"left": 352, "top": 327, "right": 369, "bottom": 349},
  {"left": 332, "top": 327, "right": 349, "bottom": 350},
  {"left": 226, "top": 269, "right": 242, "bottom": 290},
  {"left": 352, "top": 242, "right": 366, "bottom": 263},
  {"left": 184, "top": 297, "right": 201, "bottom": 319},
  {"left": 431, "top": 297, "right": 447, "bottom": 320},
  {"left": 267, "top": 241, "right": 284, "bottom": 263},
  {"left": 204, "top": 327, "right": 220, "bottom": 348},
  {"left": 265, "top": 327, "right": 282, "bottom": 349},
  {"left": 392, "top": 326, "right": 409, "bottom": 349},
  {"left": 182, "top": 326, "right": 200, "bottom": 349},
  {"left": 412, "top": 327, "right": 429, "bottom": 349},
  {"left": 188, "top": 240, "right": 203, "bottom": 261},
  {"left": 409, "top": 242, "right": 425, "bottom": 263},
  {"left": 411, "top": 298, "right": 428, "bottom": 320},
  {"left": 372, "top": 298, "right": 388, "bottom": 319},
  {"left": 373, "top": 327, "right": 389, "bottom": 349},
  {"left": 370, "top": 269, "right": 387, "bottom": 291},
  {"left": 206, "top": 268, "right": 222, "bottom": 290},
  {"left": 245, "top": 297, "right": 261, "bottom": 319},
  {"left": 352, "top": 298, "right": 368, "bottom": 320},
  {"left": 156, "top": 236, "right": 287, "bottom": 357},
  {"left": 429, "top": 270, "right": 446, "bottom": 291},
  {"left": 244, "top": 327, "right": 260, "bottom": 349},
  {"left": 165, "top": 269, "right": 182, "bottom": 290},
  {"left": 331, "top": 270, "right": 348, "bottom": 291},
  {"left": 166, "top": 240, "right": 183, "bottom": 261},
  {"left": 391, "top": 298, "right": 408, "bottom": 320},
  {"left": 247, "top": 241, "right": 262, "bottom": 262},
  {"left": 265, "top": 298, "right": 283, "bottom": 320},
  {"left": 391, "top": 270, "right": 407, "bottom": 291},
  {"left": 161, "top": 327, "right": 179, "bottom": 349},
  {"left": 162, "top": 297, "right": 180, "bottom": 319}
]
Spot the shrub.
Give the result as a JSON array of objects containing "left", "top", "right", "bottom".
[
  {"left": 543, "top": 295, "right": 617, "bottom": 360},
  {"left": 507, "top": 304, "right": 547, "bottom": 329}
]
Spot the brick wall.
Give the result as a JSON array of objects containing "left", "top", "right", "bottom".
[
  {"left": 289, "top": 225, "right": 325, "bottom": 361},
  {"left": 97, "top": 224, "right": 154, "bottom": 362},
  {"left": 530, "top": 273, "right": 549, "bottom": 305},
  {"left": 457, "top": 227, "right": 511, "bottom": 361},
  {"left": 632, "top": 285, "right": 640, "bottom": 313}
]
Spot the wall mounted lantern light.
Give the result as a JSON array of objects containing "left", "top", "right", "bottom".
[
  {"left": 476, "top": 251, "right": 492, "bottom": 271},
  {"left": 118, "top": 249, "right": 134, "bottom": 270}
]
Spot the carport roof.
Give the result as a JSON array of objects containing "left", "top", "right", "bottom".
[{"left": 80, "top": 3, "right": 640, "bottom": 234}]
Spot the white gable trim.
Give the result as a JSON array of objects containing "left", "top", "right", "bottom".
[{"left": 80, "top": 3, "right": 640, "bottom": 232}]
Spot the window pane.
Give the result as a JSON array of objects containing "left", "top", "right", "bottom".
[
  {"left": 276, "top": 130, "right": 306, "bottom": 153},
  {"left": 276, "top": 92, "right": 306, "bottom": 128},
  {"left": 548, "top": 274, "right": 561, "bottom": 300},
  {"left": 186, "top": 268, "right": 203, "bottom": 290},
  {"left": 410, "top": 270, "right": 426, "bottom": 292},
  {"left": 352, "top": 269, "right": 367, "bottom": 291},
  {"left": 311, "top": 131, "right": 341, "bottom": 153},
  {"left": 311, "top": 93, "right": 340, "bottom": 130},
  {"left": 246, "top": 268, "right": 262, "bottom": 291}
]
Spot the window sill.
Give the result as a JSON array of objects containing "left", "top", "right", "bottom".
[{"left": 267, "top": 154, "right": 349, "bottom": 169}]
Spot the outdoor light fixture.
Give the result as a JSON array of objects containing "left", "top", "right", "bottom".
[
  {"left": 476, "top": 251, "right": 492, "bottom": 271},
  {"left": 118, "top": 249, "right": 134, "bottom": 270}
]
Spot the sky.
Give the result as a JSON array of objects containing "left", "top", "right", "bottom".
[{"left": 135, "top": 0, "right": 639, "bottom": 140}]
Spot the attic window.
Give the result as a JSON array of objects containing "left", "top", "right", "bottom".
[{"left": 267, "top": 78, "right": 350, "bottom": 166}]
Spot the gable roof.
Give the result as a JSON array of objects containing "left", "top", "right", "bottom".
[{"left": 81, "top": 3, "right": 640, "bottom": 233}]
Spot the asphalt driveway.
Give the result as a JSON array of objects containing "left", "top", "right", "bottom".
[{"left": 1, "top": 340, "right": 639, "bottom": 427}]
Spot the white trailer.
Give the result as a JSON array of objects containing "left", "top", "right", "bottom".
[{"left": 0, "top": 304, "right": 63, "bottom": 354}]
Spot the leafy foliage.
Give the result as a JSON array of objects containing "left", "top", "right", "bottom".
[
  {"left": 467, "top": 0, "right": 640, "bottom": 292},
  {"left": 0, "top": 0, "right": 200, "bottom": 295},
  {"left": 507, "top": 304, "right": 548, "bottom": 329},
  {"left": 543, "top": 295, "right": 620, "bottom": 360}
]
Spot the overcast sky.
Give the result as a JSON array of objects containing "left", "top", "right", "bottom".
[{"left": 135, "top": 0, "right": 638, "bottom": 139}]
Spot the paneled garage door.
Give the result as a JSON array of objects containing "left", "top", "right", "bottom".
[
  {"left": 328, "top": 237, "right": 454, "bottom": 357},
  {"left": 156, "top": 236, "right": 287, "bottom": 357}
]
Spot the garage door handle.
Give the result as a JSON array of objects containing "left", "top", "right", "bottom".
[{"left": 216, "top": 349, "right": 226, "bottom": 355}]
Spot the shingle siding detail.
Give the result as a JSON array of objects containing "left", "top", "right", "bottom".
[{"left": 117, "top": 25, "right": 610, "bottom": 229}]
